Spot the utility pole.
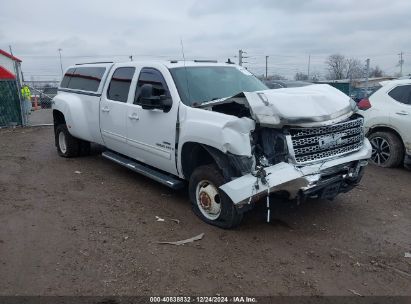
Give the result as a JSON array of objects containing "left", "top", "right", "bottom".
[
  {"left": 238, "top": 49, "right": 248, "bottom": 66},
  {"left": 398, "top": 51, "right": 404, "bottom": 76},
  {"left": 265, "top": 55, "right": 269, "bottom": 79},
  {"left": 365, "top": 58, "right": 370, "bottom": 98},
  {"left": 58, "top": 48, "right": 64, "bottom": 77},
  {"left": 307, "top": 54, "right": 311, "bottom": 80}
]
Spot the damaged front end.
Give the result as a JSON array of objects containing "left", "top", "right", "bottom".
[{"left": 197, "top": 85, "right": 372, "bottom": 206}]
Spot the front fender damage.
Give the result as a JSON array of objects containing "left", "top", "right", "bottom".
[{"left": 220, "top": 117, "right": 255, "bottom": 155}]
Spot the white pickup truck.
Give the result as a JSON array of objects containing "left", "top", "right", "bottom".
[{"left": 52, "top": 60, "right": 372, "bottom": 228}]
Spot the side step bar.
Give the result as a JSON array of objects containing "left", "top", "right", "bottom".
[{"left": 102, "top": 151, "right": 185, "bottom": 190}]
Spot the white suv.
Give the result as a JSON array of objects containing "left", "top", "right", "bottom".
[{"left": 361, "top": 79, "right": 411, "bottom": 168}]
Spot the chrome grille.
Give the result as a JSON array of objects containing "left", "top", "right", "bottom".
[{"left": 289, "top": 117, "right": 364, "bottom": 164}]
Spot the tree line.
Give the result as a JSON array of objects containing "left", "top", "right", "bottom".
[{"left": 295, "top": 54, "right": 385, "bottom": 81}]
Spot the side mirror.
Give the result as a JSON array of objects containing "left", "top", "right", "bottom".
[{"left": 139, "top": 84, "right": 172, "bottom": 112}]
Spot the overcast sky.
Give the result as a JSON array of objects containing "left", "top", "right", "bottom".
[{"left": 1, "top": 0, "right": 410, "bottom": 81}]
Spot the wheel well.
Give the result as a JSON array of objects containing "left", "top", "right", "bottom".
[
  {"left": 53, "top": 110, "right": 65, "bottom": 127},
  {"left": 368, "top": 126, "right": 405, "bottom": 149},
  {"left": 181, "top": 143, "right": 215, "bottom": 179}
]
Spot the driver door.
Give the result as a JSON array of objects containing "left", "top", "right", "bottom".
[{"left": 125, "top": 66, "right": 179, "bottom": 175}]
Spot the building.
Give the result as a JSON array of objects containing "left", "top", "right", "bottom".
[
  {"left": 0, "top": 49, "right": 23, "bottom": 83},
  {"left": 0, "top": 50, "right": 23, "bottom": 126}
]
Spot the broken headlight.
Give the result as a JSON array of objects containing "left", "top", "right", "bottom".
[{"left": 255, "top": 128, "right": 288, "bottom": 166}]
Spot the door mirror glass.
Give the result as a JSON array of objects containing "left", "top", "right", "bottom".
[
  {"left": 134, "top": 68, "right": 172, "bottom": 112},
  {"left": 139, "top": 84, "right": 171, "bottom": 112}
]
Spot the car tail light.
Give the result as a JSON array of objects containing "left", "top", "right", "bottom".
[{"left": 357, "top": 98, "right": 372, "bottom": 110}]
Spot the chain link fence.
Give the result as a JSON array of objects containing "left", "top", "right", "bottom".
[
  {"left": 0, "top": 79, "right": 23, "bottom": 128},
  {"left": 24, "top": 80, "right": 59, "bottom": 126}
]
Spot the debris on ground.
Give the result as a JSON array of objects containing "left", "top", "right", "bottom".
[
  {"left": 157, "top": 233, "right": 204, "bottom": 246},
  {"left": 155, "top": 216, "right": 180, "bottom": 224},
  {"left": 74, "top": 171, "right": 82, "bottom": 174},
  {"left": 348, "top": 289, "right": 362, "bottom": 296},
  {"left": 405, "top": 252, "right": 411, "bottom": 258},
  {"left": 155, "top": 216, "right": 165, "bottom": 222}
]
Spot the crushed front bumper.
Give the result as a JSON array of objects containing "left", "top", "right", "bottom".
[{"left": 220, "top": 139, "right": 372, "bottom": 205}]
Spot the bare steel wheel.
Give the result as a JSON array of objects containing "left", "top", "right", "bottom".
[
  {"left": 55, "top": 124, "right": 80, "bottom": 158},
  {"left": 368, "top": 131, "right": 404, "bottom": 168},
  {"left": 195, "top": 180, "right": 221, "bottom": 220},
  {"left": 58, "top": 131, "right": 67, "bottom": 154},
  {"left": 189, "top": 164, "right": 243, "bottom": 229}
]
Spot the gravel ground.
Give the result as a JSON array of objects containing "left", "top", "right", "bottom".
[{"left": 0, "top": 127, "right": 410, "bottom": 296}]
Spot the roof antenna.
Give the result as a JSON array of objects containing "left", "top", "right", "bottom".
[{"left": 180, "top": 38, "right": 191, "bottom": 104}]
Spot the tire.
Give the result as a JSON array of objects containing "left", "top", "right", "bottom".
[
  {"left": 189, "top": 164, "right": 243, "bottom": 229},
  {"left": 369, "top": 131, "right": 404, "bottom": 168},
  {"left": 55, "top": 124, "right": 80, "bottom": 158}
]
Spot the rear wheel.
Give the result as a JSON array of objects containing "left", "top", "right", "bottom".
[
  {"left": 55, "top": 124, "right": 80, "bottom": 158},
  {"left": 189, "top": 164, "right": 243, "bottom": 229},
  {"left": 369, "top": 131, "right": 404, "bottom": 168}
]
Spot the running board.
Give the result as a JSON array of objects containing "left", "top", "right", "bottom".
[{"left": 102, "top": 151, "right": 185, "bottom": 189}]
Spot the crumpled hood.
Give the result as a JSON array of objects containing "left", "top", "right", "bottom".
[
  {"left": 200, "top": 84, "right": 356, "bottom": 127},
  {"left": 243, "top": 84, "right": 354, "bottom": 126}
]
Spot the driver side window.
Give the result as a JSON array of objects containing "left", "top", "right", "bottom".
[{"left": 134, "top": 68, "right": 170, "bottom": 105}]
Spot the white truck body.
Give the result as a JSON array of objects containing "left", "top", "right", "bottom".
[{"left": 52, "top": 60, "right": 372, "bottom": 227}]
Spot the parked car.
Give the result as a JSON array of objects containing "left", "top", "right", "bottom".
[
  {"left": 40, "top": 87, "right": 58, "bottom": 108},
  {"left": 360, "top": 79, "right": 411, "bottom": 168},
  {"left": 263, "top": 80, "right": 312, "bottom": 89},
  {"left": 350, "top": 87, "right": 380, "bottom": 103},
  {"left": 52, "top": 61, "right": 371, "bottom": 228}
]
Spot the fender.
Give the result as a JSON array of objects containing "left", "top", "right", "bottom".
[
  {"left": 177, "top": 105, "right": 255, "bottom": 178},
  {"left": 53, "top": 92, "right": 104, "bottom": 145}
]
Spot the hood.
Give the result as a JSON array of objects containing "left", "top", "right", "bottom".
[{"left": 200, "top": 84, "right": 356, "bottom": 127}]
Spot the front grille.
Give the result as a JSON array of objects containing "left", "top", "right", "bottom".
[{"left": 289, "top": 117, "right": 364, "bottom": 164}]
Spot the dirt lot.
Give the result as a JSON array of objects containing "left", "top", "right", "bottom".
[{"left": 0, "top": 127, "right": 410, "bottom": 296}]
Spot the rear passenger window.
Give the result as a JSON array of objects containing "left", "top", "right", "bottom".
[
  {"left": 60, "top": 68, "right": 75, "bottom": 88},
  {"left": 388, "top": 85, "right": 411, "bottom": 105},
  {"left": 134, "top": 68, "right": 170, "bottom": 105},
  {"left": 107, "top": 67, "right": 135, "bottom": 102},
  {"left": 64, "top": 67, "right": 106, "bottom": 92}
]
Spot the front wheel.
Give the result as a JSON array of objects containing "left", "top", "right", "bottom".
[
  {"left": 189, "top": 164, "right": 243, "bottom": 229},
  {"left": 369, "top": 131, "right": 404, "bottom": 168}
]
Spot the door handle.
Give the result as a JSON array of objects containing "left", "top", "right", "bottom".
[
  {"left": 101, "top": 106, "right": 110, "bottom": 113},
  {"left": 396, "top": 111, "right": 409, "bottom": 116},
  {"left": 128, "top": 113, "right": 139, "bottom": 120}
]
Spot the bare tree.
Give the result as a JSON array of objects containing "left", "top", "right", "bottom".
[
  {"left": 295, "top": 72, "right": 309, "bottom": 81},
  {"left": 369, "top": 66, "right": 384, "bottom": 77},
  {"left": 326, "top": 54, "right": 367, "bottom": 80},
  {"left": 325, "top": 54, "right": 347, "bottom": 80},
  {"left": 310, "top": 72, "right": 321, "bottom": 82},
  {"left": 346, "top": 58, "right": 363, "bottom": 79}
]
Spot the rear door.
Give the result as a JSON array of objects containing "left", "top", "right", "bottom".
[
  {"left": 125, "top": 65, "right": 179, "bottom": 175},
  {"left": 387, "top": 84, "right": 411, "bottom": 151},
  {"left": 100, "top": 66, "right": 136, "bottom": 152}
]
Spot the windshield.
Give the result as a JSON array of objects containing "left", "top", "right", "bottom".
[{"left": 169, "top": 66, "right": 268, "bottom": 106}]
